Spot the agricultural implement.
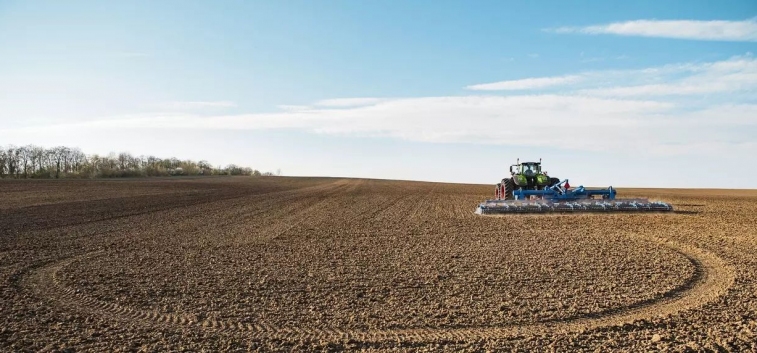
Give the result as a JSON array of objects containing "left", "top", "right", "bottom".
[{"left": 476, "top": 159, "right": 673, "bottom": 214}]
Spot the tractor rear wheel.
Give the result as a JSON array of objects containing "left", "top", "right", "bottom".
[
  {"left": 549, "top": 177, "right": 560, "bottom": 187},
  {"left": 503, "top": 178, "right": 514, "bottom": 200},
  {"left": 495, "top": 183, "right": 501, "bottom": 200}
]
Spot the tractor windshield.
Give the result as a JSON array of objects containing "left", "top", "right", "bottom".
[{"left": 521, "top": 163, "right": 541, "bottom": 174}]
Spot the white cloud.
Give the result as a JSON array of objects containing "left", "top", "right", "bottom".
[
  {"left": 7, "top": 93, "right": 748, "bottom": 155},
  {"left": 161, "top": 101, "right": 237, "bottom": 109},
  {"left": 3, "top": 56, "right": 756, "bottom": 158},
  {"left": 549, "top": 18, "right": 757, "bottom": 42},
  {"left": 314, "top": 98, "right": 383, "bottom": 108},
  {"left": 466, "top": 75, "right": 583, "bottom": 90},
  {"left": 464, "top": 55, "right": 757, "bottom": 97},
  {"left": 277, "top": 105, "right": 312, "bottom": 111},
  {"left": 580, "top": 55, "right": 757, "bottom": 96}
]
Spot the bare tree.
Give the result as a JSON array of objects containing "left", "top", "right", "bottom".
[
  {"left": 50, "top": 146, "right": 67, "bottom": 179},
  {"left": 30, "top": 145, "right": 45, "bottom": 176},
  {"left": 0, "top": 149, "right": 7, "bottom": 178},
  {"left": 6, "top": 146, "right": 19, "bottom": 178},
  {"left": 0, "top": 145, "right": 257, "bottom": 179},
  {"left": 18, "top": 146, "right": 31, "bottom": 178},
  {"left": 71, "top": 148, "right": 86, "bottom": 174}
]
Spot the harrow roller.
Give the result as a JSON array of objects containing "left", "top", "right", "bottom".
[{"left": 476, "top": 198, "right": 674, "bottom": 215}]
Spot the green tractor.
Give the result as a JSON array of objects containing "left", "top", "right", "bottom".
[{"left": 495, "top": 158, "right": 560, "bottom": 200}]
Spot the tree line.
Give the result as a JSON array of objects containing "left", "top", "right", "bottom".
[{"left": 0, "top": 145, "right": 276, "bottom": 179}]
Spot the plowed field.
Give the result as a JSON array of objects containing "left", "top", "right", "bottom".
[{"left": 1, "top": 177, "right": 756, "bottom": 351}]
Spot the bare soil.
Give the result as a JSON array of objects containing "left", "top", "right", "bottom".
[{"left": 1, "top": 177, "right": 755, "bottom": 351}]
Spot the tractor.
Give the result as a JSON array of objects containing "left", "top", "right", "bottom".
[
  {"left": 478, "top": 158, "right": 673, "bottom": 214},
  {"left": 495, "top": 158, "right": 560, "bottom": 200}
]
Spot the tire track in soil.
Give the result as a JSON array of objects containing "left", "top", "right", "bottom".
[
  {"left": 237, "top": 179, "right": 371, "bottom": 244},
  {"left": 4, "top": 180, "right": 349, "bottom": 268},
  {"left": 215, "top": 180, "right": 363, "bottom": 244},
  {"left": 51, "top": 179, "right": 352, "bottom": 247},
  {"left": 15, "top": 180, "right": 371, "bottom": 326},
  {"left": 1, "top": 178, "right": 345, "bottom": 237},
  {"left": 14, "top": 181, "right": 405, "bottom": 337},
  {"left": 20, "top": 207, "right": 736, "bottom": 343},
  {"left": 348, "top": 235, "right": 735, "bottom": 342},
  {"left": 0, "top": 250, "right": 19, "bottom": 269}
]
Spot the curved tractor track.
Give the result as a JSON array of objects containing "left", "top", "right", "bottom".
[{"left": 20, "top": 234, "right": 734, "bottom": 342}]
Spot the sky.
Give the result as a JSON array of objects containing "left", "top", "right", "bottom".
[{"left": 1, "top": 0, "right": 756, "bottom": 188}]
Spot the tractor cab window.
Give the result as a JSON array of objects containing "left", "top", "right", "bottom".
[{"left": 522, "top": 163, "right": 540, "bottom": 175}]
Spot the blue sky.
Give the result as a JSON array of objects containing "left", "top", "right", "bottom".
[{"left": 1, "top": 0, "right": 756, "bottom": 187}]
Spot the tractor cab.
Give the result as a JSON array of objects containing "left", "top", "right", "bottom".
[
  {"left": 519, "top": 162, "right": 541, "bottom": 176},
  {"left": 506, "top": 158, "right": 553, "bottom": 190},
  {"left": 509, "top": 160, "right": 542, "bottom": 176}
]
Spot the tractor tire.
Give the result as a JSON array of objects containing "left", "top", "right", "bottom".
[
  {"left": 549, "top": 177, "right": 560, "bottom": 187},
  {"left": 495, "top": 183, "right": 501, "bottom": 200},
  {"left": 503, "top": 178, "right": 514, "bottom": 200}
]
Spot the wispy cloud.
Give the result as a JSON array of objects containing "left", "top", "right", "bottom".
[
  {"left": 161, "top": 101, "right": 237, "bottom": 109},
  {"left": 314, "top": 98, "right": 383, "bottom": 108},
  {"left": 548, "top": 18, "right": 757, "bottom": 41},
  {"left": 466, "top": 75, "right": 583, "bottom": 91},
  {"left": 580, "top": 55, "right": 757, "bottom": 96},
  {"left": 5, "top": 56, "right": 756, "bottom": 157},
  {"left": 466, "top": 54, "right": 757, "bottom": 97},
  {"left": 9, "top": 95, "right": 676, "bottom": 152},
  {"left": 277, "top": 105, "right": 312, "bottom": 111}
]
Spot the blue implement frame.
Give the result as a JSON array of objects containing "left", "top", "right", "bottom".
[{"left": 512, "top": 179, "right": 616, "bottom": 201}]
